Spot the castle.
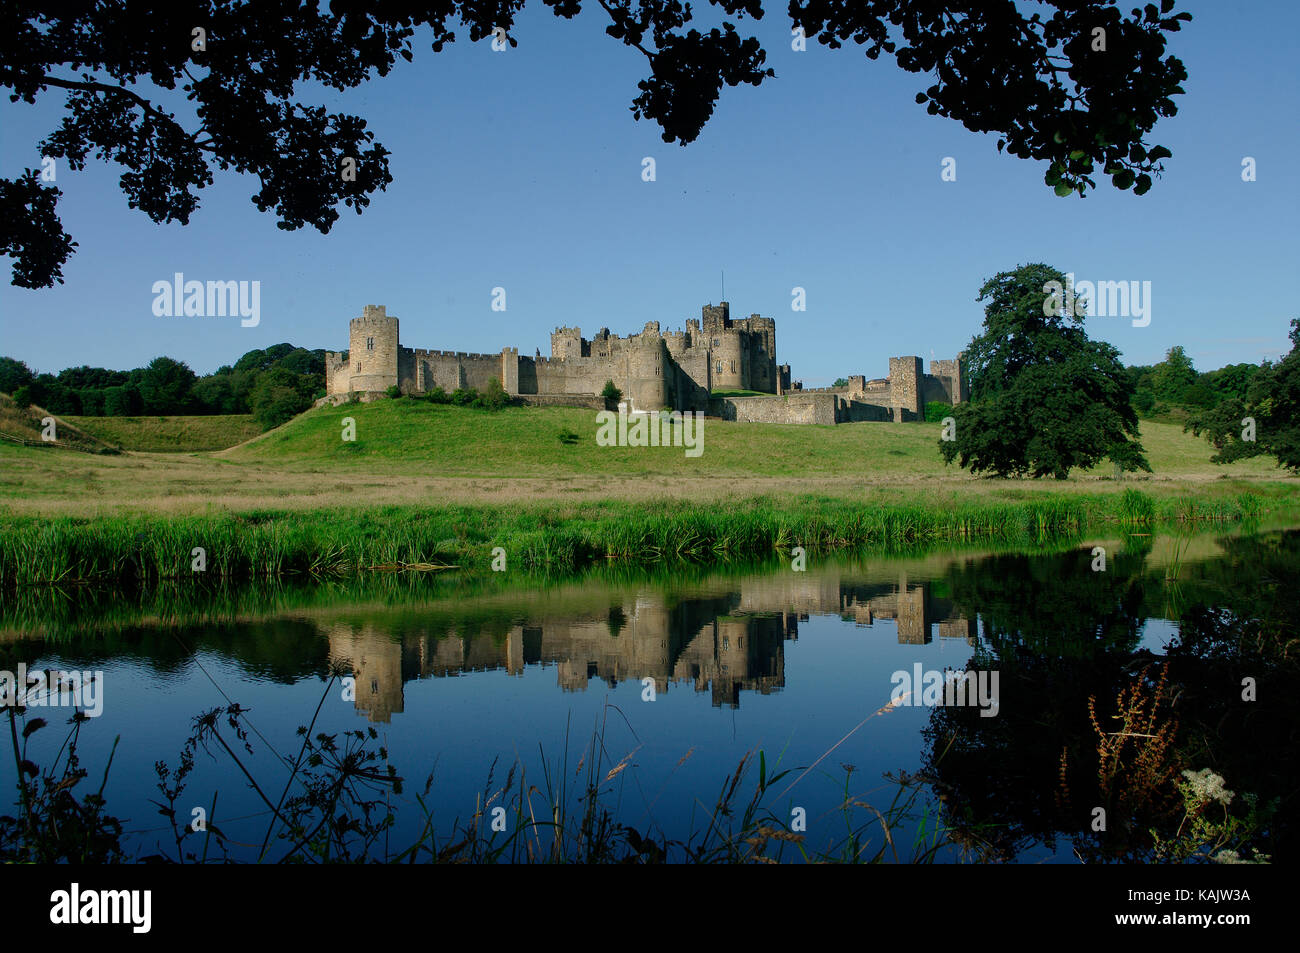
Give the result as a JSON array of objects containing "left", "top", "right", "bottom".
[{"left": 325, "top": 302, "right": 967, "bottom": 424}]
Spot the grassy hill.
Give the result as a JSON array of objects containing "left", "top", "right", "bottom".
[
  {"left": 0, "top": 394, "right": 118, "bottom": 454},
  {"left": 225, "top": 397, "right": 1279, "bottom": 480},
  {"left": 0, "top": 398, "right": 1295, "bottom": 520},
  {"left": 66, "top": 414, "right": 262, "bottom": 452}
]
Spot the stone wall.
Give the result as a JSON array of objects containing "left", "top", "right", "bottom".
[
  {"left": 323, "top": 300, "right": 964, "bottom": 426},
  {"left": 711, "top": 393, "right": 839, "bottom": 426},
  {"left": 514, "top": 393, "right": 608, "bottom": 411}
]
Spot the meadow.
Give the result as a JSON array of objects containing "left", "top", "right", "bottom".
[
  {"left": 0, "top": 399, "right": 1295, "bottom": 584},
  {"left": 65, "top": 412, "right": 262, "bottom": 452},
  {"left": 0, "top": 398, "right": 1294, "bottom": 517}
]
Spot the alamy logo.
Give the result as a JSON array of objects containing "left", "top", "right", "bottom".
[
  {"left": 890, "top": 664, "right": 999, "bottom": 717},
  {"left": 1042, "top": 272, "right": 1151, "bottom": 327},
  {"left": 595, "top": 407, "right": 704, "bottom": 458},
  {"left": 0, "top": 664, "right": 103, "bottom": 717},
  {"left": 50, "top": 883, "right": 151, "bottom": 933},
  {"left": 152, "top": 272, "right": 260, "bottom": 326}
]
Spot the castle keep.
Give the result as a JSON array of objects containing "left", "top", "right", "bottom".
[{"left": 325, "top": 302, "right": 967, "bottom": 424}]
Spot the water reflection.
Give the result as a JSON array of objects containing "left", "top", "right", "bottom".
[
  {"left": 0, "top": 529, "right": 1294, "bottom": 862},
  {"left": 326, "top": 568, "right": 978, "bottom": 721}
]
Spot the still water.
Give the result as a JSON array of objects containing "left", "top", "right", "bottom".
[{"left": 2, "top": 528, "right": 1294, "bottom": 863}]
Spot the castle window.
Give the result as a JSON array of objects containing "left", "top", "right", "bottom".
[
  {"left": 712, "top": 338, "right": 719, "bottom": 347},
  {"left": 730, "top": 360, "right": 736, "bottom": 374},
  {"left": 366, "top": 337, "right": 374, "bottom": 351},
  {"left": 370, "top": 679, "right": 378, "bottom": 695},
  {"left": 715, "top": 361, "right": 723, "bottom": 374},
  {"left": 355, "top": 362, "right": 361, "bottom": 373}
]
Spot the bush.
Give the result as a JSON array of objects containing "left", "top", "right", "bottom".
[
  {"left": 924, "top": 401, "right": 951, "bottom": 423},
  {"left": 12, "top": 384, "right": 33, "bottom": 409},
  {"left": 477, "top": 378, "right": 510, "bottom": 410},
  {"left": 451, "top": 387, "right": 476, "bottom": 406},
  {"left": 600, "top": 380, "right": 622, "bottom": 407},
  {"left": 385, "top": 384, "right": 401, "bottom": 399},
  {"left": 425, "top": 386, "right": 450, "bottom": 404}
]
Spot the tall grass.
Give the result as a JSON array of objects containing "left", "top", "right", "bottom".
[{"left": 0, "top": 491, "right": 1277, "bottom": 586}]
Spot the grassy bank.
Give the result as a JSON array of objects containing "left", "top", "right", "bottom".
[
  {"left": 1, "top": 401, "right": 1296, "bottom": 517},
  {"left": 0, "top": 489, "right": 1278, "bottom": 586},
  {"left": 64, "top": 413, "right": 263, "bottom": 451}
]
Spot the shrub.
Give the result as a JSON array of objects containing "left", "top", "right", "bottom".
[
  {"left": 477, "top": 377, "right": 510, "bottom": 410},
  {"left": 12, "top": 384, "right": 33, "bottom": 409},
  {"left": 425, "top": 386, "right": 450, "bottom": 404},
  {"left": 600, "top": 380, "right": 622, "bottom": 407},
  {"left": 385, "top": 384, "right": 401, "bottom": 399},
  {"left": 924, "top": 401, "right": 950, "bottom": 423},
  {"left": 451, "top": 387, "right": 476, "bottom": 406}
]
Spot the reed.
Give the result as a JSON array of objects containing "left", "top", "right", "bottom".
[{"left": 0, "top": 490, "right": 1280, "bottom": 587}]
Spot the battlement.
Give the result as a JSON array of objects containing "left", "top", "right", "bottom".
[
  {"left": 411, "top": 349, "right": 502, "bottom": 361},
  {"left": 325, "top": 299, "right": 963, "bottom": 425}
]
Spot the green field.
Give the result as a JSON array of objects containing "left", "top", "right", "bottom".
[
  {"left": 226, "top": 398, "right": 1281, "bottom": 478},
  {"left": 65, "top": 413, "right": 263, "bottom": 452},
  {"left": 0, "top": 399, "right": 1294, "bottom": 518},
  {"left": 1, "top": 399, "right": 1296, "bottom": 581}
]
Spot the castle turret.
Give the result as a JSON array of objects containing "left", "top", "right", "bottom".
[
  {"left": 625, "top": 325, "right": 670, "bottom": 411},
  {"left": 347, "top": 305, "right": 399, "bottom": 393},
  {"left": 888, "top": 356, "right": 923, "bottom": 422}
]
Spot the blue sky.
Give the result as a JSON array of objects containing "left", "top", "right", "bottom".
[{"left": 1, "top": 1, "right": 1297, "bottom": 385}]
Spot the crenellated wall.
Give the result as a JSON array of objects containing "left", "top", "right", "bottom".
[{"left": 323, "top": 300, "right": 964, "bottom": 424}]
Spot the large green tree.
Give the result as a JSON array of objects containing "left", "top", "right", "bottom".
[
  {"left": 2, "top": 1, "right": 1190, "bottom": 287},
  {"left": 1186, "top": 320, "right": 1300, "bottom": 471},
  {"left": 136, "top": 356, "right": 198, "bottom": 414},
  {"left": 940, "top": 263, "right": 1150, "bottom": 479}
]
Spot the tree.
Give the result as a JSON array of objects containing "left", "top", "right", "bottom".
[
  {"left": 601, "top": 380, "right": 623, "bottom": 407},
  {"left": 1186, "top": 320, "right": 1300, "bottom": 471},
  {"left": 0, "top": 356, "right": 34, "bottom": 395},
  {"left": 2, "top": 2, "right": 1191, "bottom": 287},
  {"left": 1203, "top": 362, "right": 1260, "bottom": 405},
  {"left": 1150, "top": 345, "right": 1197, "bottom": 403},
  {"left": 103, "top": 384, "right": 142, "bottom": 416},
  {"left": 190, "top": 374, "right": 240, "bottom": 414},
  {"left": 832, "top": 377, "right": 849, "bottom": 387},
  {"left": 136, "top": 357, "right": 198, "bottom": 414},
  {"left": 939, "top": 263, "right": 1150, "bottom": 479},
  {"left": 249, "top": 367, "right": 314, "bottom": 430}
]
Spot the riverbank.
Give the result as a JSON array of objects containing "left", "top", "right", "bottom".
[{"left": 1, "top": 488, "right": 1291, "bottom": 586}]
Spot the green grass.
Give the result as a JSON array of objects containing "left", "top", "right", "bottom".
[
  {"left": 0, "top": 490, "right": 1276, "bottom": 586},
  {"left": 223, "top": 398, "right": 1285, "bottom": 480},
  {"left": 0, "top": 394, "right": 117, "bottom": 454},
  {"left": 65, "top": 413, "right": 263, "bottom": 451}
]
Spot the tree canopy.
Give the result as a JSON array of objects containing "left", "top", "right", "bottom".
[
  {"left": 939, "top": 263, "right": 1150, "bottom": 479},
  {"left": 2, "top": 1, "right": 1191, "bottom": 287},
  {"left": 1186, "top": 320, "right": 1300, "bottom": 471}
]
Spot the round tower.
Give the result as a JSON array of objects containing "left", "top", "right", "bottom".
[
  {"left": 626, "top": 328, "right": 669, "bottom": 411},
  {"left": 710, "top": 330, "right": 744, "bottom": 392},
  {"left": 348, "top": 305, "right": 399, "bottom": 392}
]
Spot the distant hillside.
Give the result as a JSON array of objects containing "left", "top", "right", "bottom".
[
  {"left": 0, "top": 394, "right": 119, "bottom": 454},
  {"left": 65, "top": 414, "right": 263, "bottom": 452}
]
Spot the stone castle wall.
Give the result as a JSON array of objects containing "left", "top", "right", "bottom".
[{"left": 324, "top": 301, "right": 964, "bottom": 424}]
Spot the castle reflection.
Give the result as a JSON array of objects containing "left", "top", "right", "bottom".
[{"left": 329, "top": 570, "right": 974, "bottom": 721}]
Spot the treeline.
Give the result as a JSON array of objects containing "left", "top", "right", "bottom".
[
  {"left": 0, "top": 343, "right": 328, "bottom": 430},
  {"left": 1126, "top": 345, "right": 1261, "bottom": 416}
]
